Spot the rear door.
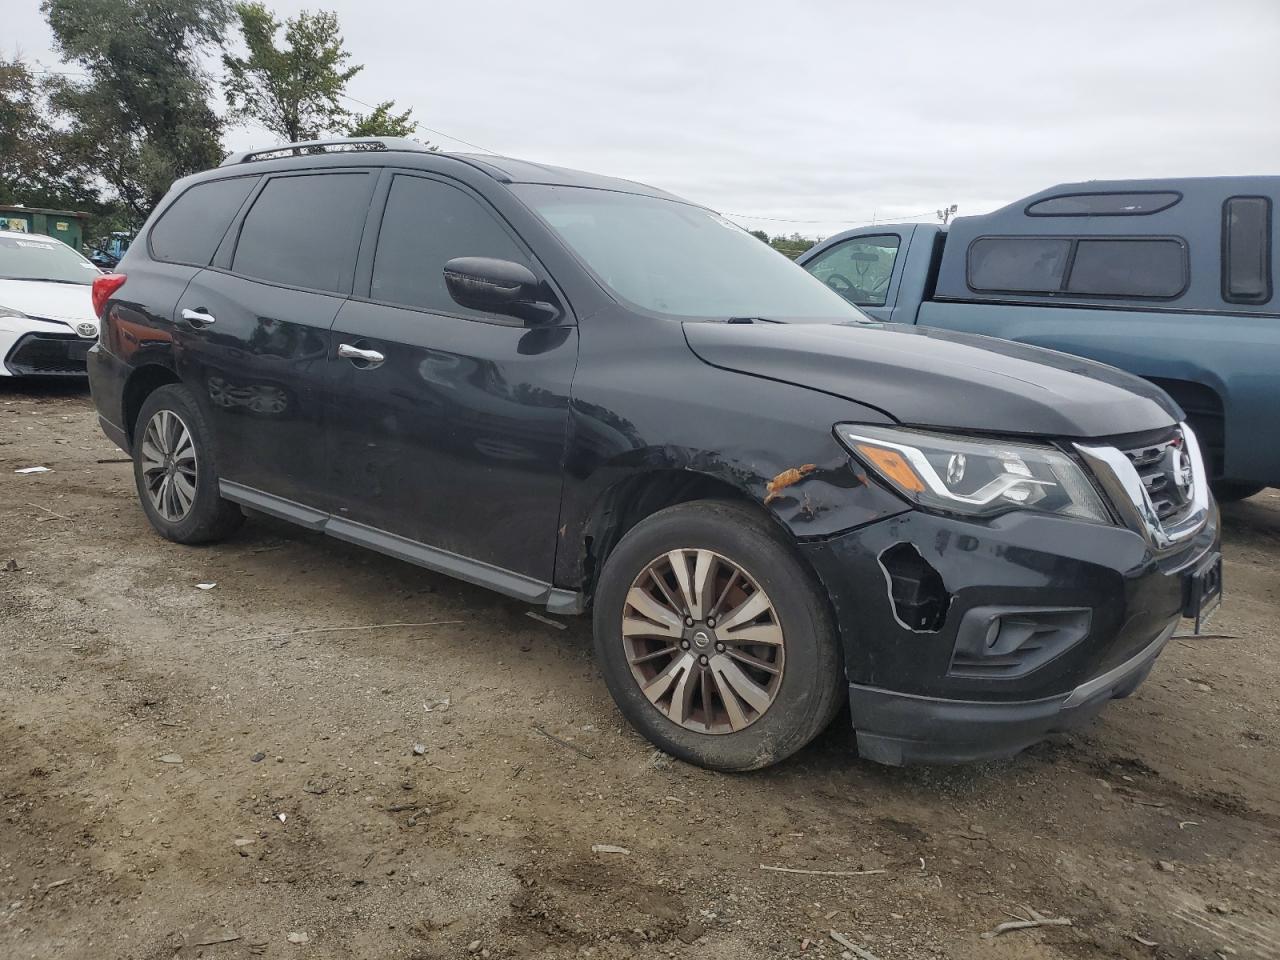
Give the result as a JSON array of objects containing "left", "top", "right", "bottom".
[
  {"left": 801, "top": 231, "right": 906, "bottom": 321},
  {"left": 173, "top": 170, "right": 376, "bottom": 509},
  {"left": 324, "top": 171, "right": 577, "bottom": 582}
]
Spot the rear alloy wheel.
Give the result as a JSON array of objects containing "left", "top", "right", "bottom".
[
  {"left": 139, "top": 409, "right": 199, "bottom": 522},
  {"left": 132, "top": 383, "right": 243, "bottom": 544},
  {"left": 593, "top": 500, "right": 845, "bottom": 771},
  {"left": 623, "top": 549, "right": 785, "bottom": 734}
]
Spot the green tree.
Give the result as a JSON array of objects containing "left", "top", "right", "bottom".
[
  {"left": 344, "top": 99, "right": 418, "bottom": 139},
  {"left": 748, "top": 229, "right": 769, "bottom": 243},
  {"left": 223, "top": 3, "right": 359, "bottom": 142},
  {"left": 0, "top": 59, "right": 60, "bottom": 205},
  {"left": 42, "top": 0, "right": 230, "bottom": 220}
]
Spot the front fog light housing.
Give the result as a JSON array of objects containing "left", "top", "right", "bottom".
[{"left": 835, "top": 424, "right": 1110, "bottom": 523}]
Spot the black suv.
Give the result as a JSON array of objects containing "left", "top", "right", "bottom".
[{"left": 88, "top": 138, "right": 1222, "bottom": 770}]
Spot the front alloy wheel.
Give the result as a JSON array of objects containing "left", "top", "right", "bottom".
[
  {"left": 623, "top": 549, "right": 785, "bottom": 734},
  {"left": 139, "top": 409, "right": 198, "bottom": 522},
  {"left": 593, "top": 501, "right": 844, "bottom": 771}
]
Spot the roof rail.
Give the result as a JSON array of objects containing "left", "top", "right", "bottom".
[{"left": 220, "top": 137, "right": 435, "bottom": 166}]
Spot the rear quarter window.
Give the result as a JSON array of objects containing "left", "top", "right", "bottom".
[{"left": 149, "top": 176, "right": 260, "bottom": 266}]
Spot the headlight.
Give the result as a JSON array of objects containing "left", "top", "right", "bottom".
[
  {"left": 0, "top": 304, "right": 30, "bottom": 320},
  {"left": 835, "top": 424, "right": 1111, "bottom": 523}
]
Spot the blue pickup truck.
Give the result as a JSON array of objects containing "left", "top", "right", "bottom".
[{"left": 798, "top": 178, "right": 1278, "bottom": 500}]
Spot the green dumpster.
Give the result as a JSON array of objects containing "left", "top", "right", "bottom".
[{"left": 0, "top": 204, "right": 90, "bottom": 252}]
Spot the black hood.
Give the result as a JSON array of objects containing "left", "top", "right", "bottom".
[{"left": 683, "top": 321, "right": 1180, "bottom": 438}]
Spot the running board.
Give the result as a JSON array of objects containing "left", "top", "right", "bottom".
[{"left": 219, "top": 480, "right": 584, "bottom": 615}]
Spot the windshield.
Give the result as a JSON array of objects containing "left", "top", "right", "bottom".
[
  {"left": 0, "top": 233, "right": 99, "bottom": 284},
  {"left": 513, "top": 184, "right": 868, "bottom": 322}
]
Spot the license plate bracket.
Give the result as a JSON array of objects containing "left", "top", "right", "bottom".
[{"left": 1182, "top": 551, "right": 1223, "bottom": 633}]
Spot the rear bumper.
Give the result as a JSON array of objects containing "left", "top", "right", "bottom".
[
  {"left": 87, "top": 344, "right": 130, "bottom": 452},
  {"left": 850, "top": 619, "right": 1175, "bottom": 765}
]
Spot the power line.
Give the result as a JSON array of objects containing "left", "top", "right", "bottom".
[
  {"left": 337, "top": 92, "right": 498, "bottom": 154},
  {"left": 26, "top": 67, "right": 934, "bottom": 223}
]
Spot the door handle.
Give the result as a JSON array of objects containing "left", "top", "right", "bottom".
[
  {"left": 338, "top": 343, "right": 385, "bottom": 366},
  {"left": 181, "top": 307, "right": 215, "bottom": 325}
]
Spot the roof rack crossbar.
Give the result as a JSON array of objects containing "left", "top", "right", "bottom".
[{"left": 221, "top": 137, "right": 434, "bottom": 166}]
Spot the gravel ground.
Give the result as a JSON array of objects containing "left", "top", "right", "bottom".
[{"left": 1, "top": 381, "right": 1278, "bottom": 960}]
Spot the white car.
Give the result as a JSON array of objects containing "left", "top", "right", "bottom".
[{"left": 0, "top": 231, "right": 102, "bottom": 377}]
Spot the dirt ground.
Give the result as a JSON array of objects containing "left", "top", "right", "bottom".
[{"left": 1, "top": 381, "right": 1278, "bottom": 960}]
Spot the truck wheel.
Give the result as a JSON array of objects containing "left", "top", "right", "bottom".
[
  {"left": 1211, "top": 480, "right": 1264, "bottom": 503},
  {"left": 132, "top": 384, "right": 243, "bottom": 544},
  {"left": 592, "top": 500, "right": 845, "bottom": 771}
]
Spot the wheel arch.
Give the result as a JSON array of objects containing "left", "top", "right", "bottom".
[
  {"left": 1144, "top": 375, "right": 1226, "bottom": 479},
  {"left": 122, "top": 363, "right": 182, "bottom": 446},
  {"left": 573, "top": 469, "right": 766, "bottom": 605}
]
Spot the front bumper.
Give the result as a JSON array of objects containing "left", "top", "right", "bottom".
[
  {"left": 848, "top": 619, "right": 1174, "bottom": 764},
  {"left": 2, "top": 331, "right": 93, "bottom": 376},
  {"left": 801, "top": 501, "right": 1219, "bottom": 765}
]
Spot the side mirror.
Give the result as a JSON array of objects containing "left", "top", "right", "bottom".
[{"left": 443, "top": 257, "right": 562, "bottom": 325}]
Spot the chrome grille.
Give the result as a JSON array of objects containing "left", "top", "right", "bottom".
[{"left": 1120, "top": 433, "right": 1193, "bottom": 523}]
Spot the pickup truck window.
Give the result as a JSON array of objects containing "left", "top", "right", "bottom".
[
  {"left": 805, "top": 235, "right": 900, "bottom": 307},
  {"left": 1066, "top": 239, "right": 1186, "bottom": 298},
  {"left": 968, "top": 237, "right": 1070, "bottom": 293},
  {"left": 1026, "top": 192, "right": 1181, "bottom": 217},
  {"left": 1222, "top": 196, "right": 1272, "bottom": 304},
  {"left": 968, "top": 236, "right": 1187, "bottom": 299}
]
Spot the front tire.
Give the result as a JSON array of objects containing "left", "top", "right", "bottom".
[
  {"left": 132, "top": 384, "right": 243, "bottom": 544},
  {"left": 592, "top": 500, "right": 845, "bottom": 771}
]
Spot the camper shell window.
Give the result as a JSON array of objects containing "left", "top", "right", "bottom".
[
  {"left": 1221, "top": 196, "right": 1272, "bottom": 305},
  {"left": 967, "top": 236, "right": 1188, "bottom": 300},
  {"left": 1026, "top": 192, "right": 1182, "bottom": 217}
]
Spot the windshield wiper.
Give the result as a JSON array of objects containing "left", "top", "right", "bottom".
[{"left": 1, "top": 276, "right": 91, "bottom": 285}]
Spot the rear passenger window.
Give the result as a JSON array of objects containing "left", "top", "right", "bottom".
[
  {"left": 232, "top": 173, "right": 371, "bottom": 293},
  {"left": 968, "top": 238, "right": 1070, "bottom": 292},
  {"left": 370, "top": 175, "right": 530, "bottom": 316},
  {"left": 149, "top": 176, "right": 259, "bottom": 266},
  {"left": 1065, "top": 239, "right": 1187, "bottom": 298},
  {"left": 1222, "top": 196, "right": 1272, "bottom": 304}
]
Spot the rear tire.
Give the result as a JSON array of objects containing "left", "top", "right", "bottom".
[
  {"left": 592, "top": 500, "right": 845, "bottom": 771},
  {"left": 1211, "top": 480, "right": 1265, "bottom": 503},
  {"left": 132, "top": 384, "right": 243, "bottom": 544}
]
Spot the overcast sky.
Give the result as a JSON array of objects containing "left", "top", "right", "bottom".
[{"left": 11, "top": 0, "right": 1280, "bottom": 236}]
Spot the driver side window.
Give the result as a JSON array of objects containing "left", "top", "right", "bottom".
[{"left": 805, "top": 234, "right": 901, "bottom": 307}]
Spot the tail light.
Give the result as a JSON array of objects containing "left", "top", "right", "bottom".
[{"left": 91, "top": 273, "right": 127, "bottom": 318}]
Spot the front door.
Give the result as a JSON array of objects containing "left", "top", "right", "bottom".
[
  {"left": 325, "top": 172, "right": 577, "bottom": 582},
  {"left": 173, "top": 170, "right": 375, "bottom": 508}
]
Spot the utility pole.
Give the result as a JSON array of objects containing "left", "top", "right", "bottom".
[{"left": 936, "top": 203, "right": 959, "bottom": 225}]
